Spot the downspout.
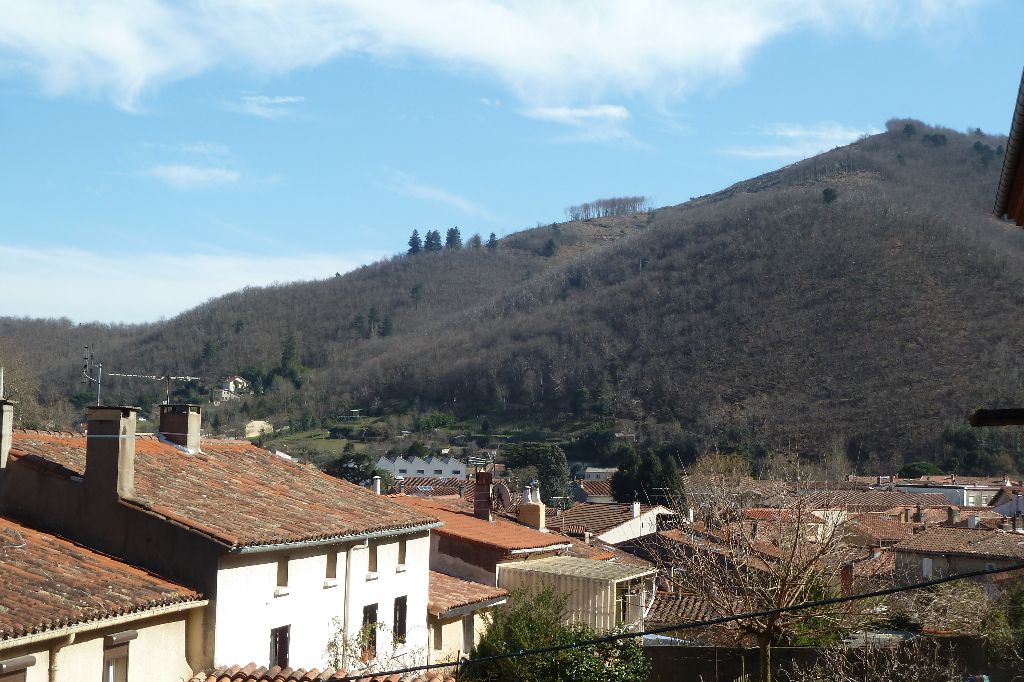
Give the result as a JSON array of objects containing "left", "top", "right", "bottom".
[
  {"left": 49, "top": 633, "right": 75, "bottom": 682},
  {"left": 342, "top": 543, "right": 353, "bottom": 669}
]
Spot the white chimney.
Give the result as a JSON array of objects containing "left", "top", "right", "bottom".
[
  {"left": 967, "top": 515, "right": 979, "bottom": 529},
  {"left": 523, "top": 486, "right": 533, "bottom": 504},
  {"left": 687, "top": 507, "right": 695, "bottom": 524},
  {"left": 632, "top": 501, "right": 641, "bottom": 519},
  {"left": 372, "top": 475, "right": 381, "bottom": 495}
]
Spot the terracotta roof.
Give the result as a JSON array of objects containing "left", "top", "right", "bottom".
[
  {"left": 894, "top": 527, "right": 1024, "bottom": 560},
  {"left": 546, "top": 503, "right": 669, "bottom": 536},
  {"left": 646, "top": 593, "right": 712, "bottom": 625},
  {"left": 576, "top": 480, "right": 613, "bottom": 498},
  {"left": 847, "top": 515, "right": 915, "bottom": 543},
  {"left": 896, "top": 475, "right": 1019, "bottom": 487},
  {"left": 190, "top": 664, "right": 454, "bottom": 682},
  {"left": 9, "top": 431, "right": 438, "bottom": 549},
  {"left": 0, "top": 516, "right": 203, "bottom": 641},
  {"left": 428, "top": 571, "right": 507, "bottom": 617},
  {"left": 389, "top": 496, "right": 571, "bottom": 554},
  {"left": 995, "top": 67, "right": 1024, "bottom": 220},
  {"left": 569, "top": 538, "right": 653, "bottom": 568},
  {"left": 802, "top": 490, "right": 952, "bottom": 511},
  {"left": 395, "top": 476, "right": 466, "bottom": 497}
]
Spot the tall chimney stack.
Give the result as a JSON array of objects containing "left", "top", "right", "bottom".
[
  {"left": 86, "top": 406, "right": 137, "bottom": 501},
  {"left": 159, "top": 404, "right": 202, "bottom": 452},
  {"left": 0, "top": 400, "right": 13, "bottom": 469},
  {"left": 474, "top": 471, "right": 493, "bottom": 521}
]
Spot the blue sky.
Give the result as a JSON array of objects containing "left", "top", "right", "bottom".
[{"left": 1, "top": 0, "right": 1022, "bottom": 322}]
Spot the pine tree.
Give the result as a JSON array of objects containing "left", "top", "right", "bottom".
[
  {"left": 407, "top": 229, "right": 422, "bottom": 255},
  {"left": 467, "top": 233, "right": 482, "bottom": 249},
  {"left": 424, "top": 230, "right": 443, "bottom": 252},
  {"left": 380, "top": 316, "right": 393, "bottom": 337},
  {"left": 485, "top": 232, "right": 498, "bottom": 249},
  {"left": 445, "top": 226, "right": 463, "bottom": 250}
]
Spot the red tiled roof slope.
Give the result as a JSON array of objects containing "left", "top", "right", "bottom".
[
  {"left": 391, "top": 496, "right": 570, "bottom": 553},
  {"left": 10, "top": 431, "right": 438, "bottom": 549},
  {"left": 802, "top": 490, "right": 952, "bottom": 511},
  {"left": 191, "top": 663, "right": 454, "bottom": 682},
  {"left": 646, "top": 593, "right": 712, "bottom": 625},
  {"left": 847, "top": 515, "right": 914, "bottom": 543},
  {"left": 547, "top": 502, "right": 668, "bottom": 536},
  {"left": 578, "top": 480, "right": 613, "bottom": 497},
  {"left": 0, "top": 516, "right": 202, "bottom": 641},
  {"left": 894, "top": 527, "right": 1024, "bottom": 559},
  {"left": 428, "top": 571, "right": 507, "bottom": 617}
]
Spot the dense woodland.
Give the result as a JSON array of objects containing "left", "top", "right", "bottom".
[{"left": 4, "top": 120, "right": 1024, "bottom": 474}]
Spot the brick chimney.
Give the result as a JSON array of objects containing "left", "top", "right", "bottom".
[
  {"left": 159, "top": 404, "right": 202, "bottom": 451},
  {"left": 86, "top": 406, "right": 137, "bottom": 501},
  {"left": 947, "top": 507, "right": 960, "bottom": 526},
  {"left": 0, "top": 400, "right": 13, "bottom": 469},
  {"left": 474, "top": 471, "right": 493, "bottom": 521}
]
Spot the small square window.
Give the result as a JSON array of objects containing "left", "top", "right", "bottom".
[
  {"left": 416, "top": 469, "right": 425, "bottom": 474},
  {"left": 362, "top": 604, "right": 378, "bottom": 661},
  {"left": 368, "top": 542, "right": 378, "bottom": 573},
  {"left": 325, "top": 551, "right": 338, "bottom": 585},
  {"left": 398, "top": 538, "right": 407, "bottom": 567},
  {"left": 398, "top": 469, "right": 407, "bottom": 474},
  {"left": 434, "top": 469, "right": 443, "bottom": 475}
]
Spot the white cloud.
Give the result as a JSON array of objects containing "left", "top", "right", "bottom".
[
  {"left": 234, "top": 94, "right": 305, "bottom": 118},
  {"left": 0, "top": 1, "right": 978, "bottom": 111},
  {"left": 523, "top": 104, "right": 634, "bottom": 143},
  {"left": 378, "top": 169, "right": 491, "bottom": 217},
  {"left": 0, "top": 244, "right": 386, "bottom": 323},
  {"left": 147, "top": 164, "right": 240, "bottom": 190},
  {"left": 720, "top": 122, "right": 882, "bottom": 160}
]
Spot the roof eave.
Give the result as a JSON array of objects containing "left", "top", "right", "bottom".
[
  {"left": 431, "top": 596, "right": 508, "bottom": 620},
  {"left": 230, "top": 521, "right": 442, "bottom": 554},
  {"left": 995, "top": 67, "right": 1024, "bottom": 218}
]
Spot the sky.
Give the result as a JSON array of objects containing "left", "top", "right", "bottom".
[{"left": 1, "top": 0, "right": 1023, "bottom": 323}]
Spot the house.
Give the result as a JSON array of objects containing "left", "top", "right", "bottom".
[
  {"left": 0, "top": 515, "right": 206, "bottom": 682},
  {"left": 893, "top": 526, "right": 1024, "bottom": 580},
  {"left": 990, "top": 488, "right": 1024, "bottom": 518},
  {"left": 572, "top": 479, "right": 614, "bottom": 504},
  {"left": 547, "top": 502, "right": 674, "bottom": 544},
  {"left": 426, "top": 571, "right": 507, "bottom": 664},
  {"left": 581, "top": 466, "right": 618, "bottom": 481},
  {"left": 495, "top": 556, "right": 657, "bottom": 631},
  {"left": 377, "top": 455, "right": 465, "bottom": 479},
  {"left": 0, "top": 401, "right": 439, "bottom": 673},
  {"left": 892, "top": 475, "right": 1009, "bottom": 507}
]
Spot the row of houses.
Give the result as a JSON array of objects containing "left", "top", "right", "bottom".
[{"left": 0, "top": 401, "right": 679, "bottom": 681}]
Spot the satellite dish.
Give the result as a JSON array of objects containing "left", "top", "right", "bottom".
[{"left": 494, "top": 482, "right": 512, "bottom": 509}]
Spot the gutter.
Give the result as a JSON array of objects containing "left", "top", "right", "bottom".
[
  {"left": 995, "top": 67, "right": 1024, "bottom": 218},
  {"left": 230, "top": 521, "right": 441, "bottom": 555},
  {"left": 507, "top": 543, "right": 573, "bottom": 556},
  {"left": 0, "top": 599, "right": 208, "bottom": 652},
  {"left": 432, "top": 596, "right": 508, "bottom": 621}
]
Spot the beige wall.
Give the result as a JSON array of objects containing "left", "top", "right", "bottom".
[
  {"left": 427, "top": 609, "right": 496, "bottom": 664},
  {"left": 0, "top": 610, "right": 195, "bottom": 682}
]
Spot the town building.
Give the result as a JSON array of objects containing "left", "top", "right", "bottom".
[
  {"left": 377, "top": 455, "right": 465, "bottom": 479},
  {"left": 0, "top": 515, "right": 205, "bottom": 682},
  {"left": 547, "top": 502, "right": 674, "bottom": 544},
  {"left": 893, "top": 526, "right": 1024, "bottom": 580},
  {"left": 0, "top": 401, "right": 438, "bottom": 673},
  {"left": 426, "top": 571, "right": 507, "bottom": 664}
]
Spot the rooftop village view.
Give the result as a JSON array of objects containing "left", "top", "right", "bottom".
[{"left": 3, "top": 4, "right": 1024, "bottom": 681}]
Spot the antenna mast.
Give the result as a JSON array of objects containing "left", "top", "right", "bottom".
[{"left": 81, "top": 346, "right": 102, "bottom": 405}]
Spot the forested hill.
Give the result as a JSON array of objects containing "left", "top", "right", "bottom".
[{"left": 4, "top": 119, "right": 1023, "bottom": 469}]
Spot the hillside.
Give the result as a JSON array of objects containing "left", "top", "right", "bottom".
[{"left": 4, "top": 119, "right": 1023, "bottom": 471}]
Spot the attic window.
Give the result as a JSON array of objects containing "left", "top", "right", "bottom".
[
  {"left": 367, "top": 541, "right": 378, "bottom": 579},
  {"left": 325, "top": 551, "right": 338, "bottom": 587},
  {"left": 398, "top": 538, "right": 407, "bottom": 568}
]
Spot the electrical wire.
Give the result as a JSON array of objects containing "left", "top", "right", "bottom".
[{"left": 340, "top": 559, "right": 1024, "bottom": 680}]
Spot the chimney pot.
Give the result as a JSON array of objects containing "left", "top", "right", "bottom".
[
  {"left": 372, "top": 475, "right": 381, "bottom": 495},
  {"left": 0, "top": 400, "right": 13, "bottom": 469},
  {"left": 632, "top": 501, "right": 641, "bottom": 519},
  {"left": 947, "top": 507, "right": 960, "bottom": 526},
  {"left": 523, "top": 486, "right": 533, "bottom": 504},
  {"left": 86, "top": 406, "right": 138, "bottom": 501},
  {"left": 158, "top": 404, "right": 202, "bottom": 451}
]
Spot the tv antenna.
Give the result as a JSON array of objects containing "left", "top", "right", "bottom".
[
  {"left": 105, "top": 371, "right": 204, "bottom": 404},
  {"left": 81, "top": 346, "right": 102, "bottom": 405}
]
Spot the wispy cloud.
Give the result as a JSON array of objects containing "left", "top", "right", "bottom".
[
  {"left": 234, "top": 94, "right": 305, "bottom": 118},
  {"left": 522, "top": 104, "right": 635, "bottom": 144},
  {"left": 0, "top": 244, "right": 387, "bottom": 323},
  {"left": 0, "top": 1, "right": 978, "bottom": 111},
  {"left": 147, "top": 164, "right": 240, "bottom": 190},
  {"left": 719, "top": 122, "right": 881, "bottom": 160},
  {"left": 378, "top": 169, "right": 491, "bottom": 217}
]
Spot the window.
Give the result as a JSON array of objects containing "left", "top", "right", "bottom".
[
  {"left": 275, "top": 557, "right": 290, "bottom": 596},
  {"left": 398, "top": 468, "right": 407, "bottom": 474},
  {"left": 416, "top": 469, "right": 425, "bottom": 474},
  {"left": 434, "top": 469, "right": 443, "bottom": 475},
  {"left": 103, "top": 631, "right": 135, "bottom": 682},
  {"left": 398, "top": 538, "right": 407, "bottom": 567},
  {"left": 0, "top": 655, "right": 35, "bottom": 682},
  {"left": 922, "top": 557, "right": 933, "bottom": 579},
  {"left": 453, "top": 470, "right": 462, "bottom": 476},
  {"left": 362, "top": 604, "right": 378, "bottom": 661},
  {"left": 269, "top": 625, "right": 290, "bottom": 668},
  {"left": 368, "top": 541, "right": 378, "bottom": 574},
  {"left": 433, "top": 622, "right": 443, "bottom": 650},
  {"left": 325, "top": 551, "right": 338, "bottom": 587},
  {"left": 462, "top": 615, "right": 475, "bottom": 654},
  {"left": 394, "top": 596, "right": 407, "bottom": 644}
]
